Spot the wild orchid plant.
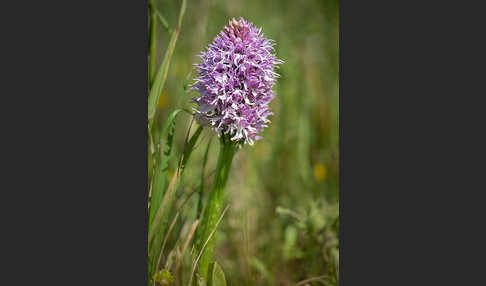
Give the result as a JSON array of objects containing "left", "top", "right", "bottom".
[{"left": 191, "top": 17, "right": 283, "bottom": 280}]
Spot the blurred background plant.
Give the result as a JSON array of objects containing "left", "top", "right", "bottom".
[{"left": 148, "top": 0, "right": 339, "bottom": 285}]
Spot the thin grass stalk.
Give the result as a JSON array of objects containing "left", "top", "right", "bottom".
[
  {"left": 195, "top": 136, "right": 237, "bottom": 280},
  {"left": 154, "top": 212, "right": 180, "bottom": 286},
  {"left": 147, "top": 0, "right": 186, "bottom": 124},
  {"left": 148, "top": 120, "right": 203, "bottom": 285},
  {"left": 148, "top": 0, "right": 156, "bottom": 85}
]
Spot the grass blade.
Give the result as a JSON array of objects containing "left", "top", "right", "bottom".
[
  {"left": 148, "top": 31, "right": 178, "bottom": 123},
  {"left": 148, "top": 0, "right": 157, "bottom": 85},
  {"left": 155, "top": 212, "right": 180, "bottom": 283},
  {"left": 149, "top": 109, "right": 183, "bottom": 229},
  {"left": 148, "top": 108, "right": 183, "bottom": 282},
  {"left": 152, "top": 120, "right": 201, "bottom": 277},
  {"left": 208, "top": 261, "right": 227, "bottom": 286},
  {"left": 149, "top": 164, "right": 180, "bottom": 284},
  {"left": 181, "top": 125, "right": 203, "bottom": 173},
  {"left": 156, "top": 10, "right": 171, "bottom": 33},
  {"left": 148, "top": 0, "right": 187, "bottom": 124},
  {"left": 149, "top": 116, "right": 202, "bottom": 285}
]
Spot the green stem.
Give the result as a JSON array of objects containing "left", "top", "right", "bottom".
[
  {"left": 197, "top": 136, "right": 213, "bottom": 219},
  {"left": 148, "top": 0, "right": 156, "bottom": 86},
  {"left": 196, "top": 136, "right": 237, "bottom": 280}
]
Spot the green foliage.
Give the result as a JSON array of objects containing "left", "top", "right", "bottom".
[
  {"left": 153, "top": 269, "right": 174, "bottom": 285},
  {"left": 147, "top": 0, "right": 187, "bottom": 123},
  {"left": 147, "top": 0, "right": 339, "bottom": 285},
  {"left": 148, "top": 108, "right": 182, "bottom": 285},
  {"left": 181, "top": 125, "right": 203, "bottom": 173},
  {"left": 148, "top": 110, "right": 203, "bottom": 285},
  {"left": 207, "top": 262, "right": 227, "bottom": 286},
  {"left": 283, "top": 225, "right": 301, "bottom": 260},
  {"left": 249, "top": 257, "right": 274, "bottom": 285},
  {"left": 149, "top": 109, "right": 183, "bottom": 229}
]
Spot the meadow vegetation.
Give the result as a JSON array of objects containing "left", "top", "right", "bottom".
[{"left": 148, "top": 0, "right": 339, "bottom": 285}]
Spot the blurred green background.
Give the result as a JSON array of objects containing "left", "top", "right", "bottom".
[{"left": 151, "top": 0, "right": 339, "bottom": 284}]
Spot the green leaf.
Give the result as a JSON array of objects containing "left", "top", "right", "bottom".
[
  {"left": 147, "top": 0, "right": 188, "bottom": 284},
  {"left": 148, "top": 128, "right": 154, "bottom": 186},
  {"left": 148, "top": 110, "right": 184, "bottom": 281},
  {"left": 283, "top": 225, "right": 298, "bottom": 260},
  {"left": 309, "top": 201, "right": 327, "bottom": 232},
  {"left": 208, "top": 262, "right": 227, "bottom": 286},
  {"left": 148, "top": 0, "right": 157, "bottom": 85},
  {"left": 148, "top": 31, "right": 178, "bottom": 123},
  {"left": 249, "top": 257, "right": 274, "bottom": 285},
  {"left": 148, "top": 109, "right": 183, "bottom": 230},
  {"left": 177, "top": 0, "right": 187, "bottom": 28},
  {"left": 153, "top": 269, "right": 174, "bottom": 285},
  {"left": 181, "top": 125, "right": 203, "bottom": 173},
  {"left": 148, "top": 0, "right": 187, "bottom": 124},
  {"left": 196, "top": 275, "right": 207, "bottom": 286},
  {"left": 148, "top": 114, "right": 200, "bottom": 282},
  {"left": 156, "top": 11, "right": 171, "bottom": 33}
]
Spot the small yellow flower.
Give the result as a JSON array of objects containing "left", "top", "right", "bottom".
[{"left": 313, "top": 163, "right": 327, "bottom": 182}]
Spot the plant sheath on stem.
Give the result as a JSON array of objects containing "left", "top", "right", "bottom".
[{"left": 196, "top": 135, "right": 237, "bottom": 280}]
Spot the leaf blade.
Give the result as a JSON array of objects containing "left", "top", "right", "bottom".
[
  {"left": 147, "top": 0, "right": 187, "bottom": 124},
  {"left": 147, "top": 30, "right": 179, "bottom": 123},
  {"left": 148, "top": 108, "right": 183, "bottom": 229},
  {"left": 208, "top": 261, "right": 227, "bottom": 286}
]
